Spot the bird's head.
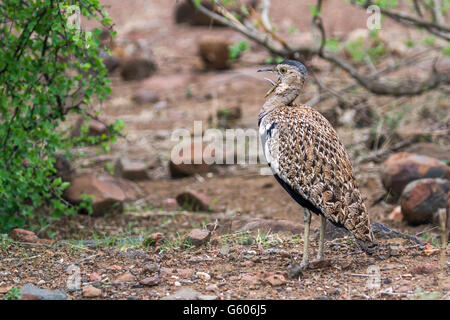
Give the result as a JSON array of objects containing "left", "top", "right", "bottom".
[{"left": 258, "top": 60, "right": 308, "bottom": 98}]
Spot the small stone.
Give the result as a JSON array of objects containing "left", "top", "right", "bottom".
[
  {"left": 107, "top": 265, "right": 122, "bottom": 271},
  {"left": 89, "top": 272, "right": 102, "bottom": 282},
  {"left": 176, "top": 190, "right": 213, "bottom": 212},
  {"left": 196, "top": 272, "right": 211, "bottom": 281},
  {"left": 401, "top": 274, "right": 413, "bottom": 280},
  {"left": 177, "top": 268, "right": 194, "bottom": 278},
  {"left": 161, "top": 198, "right": 178, "bottom": 210},
  {"left": 9, "top": 229, "right": 39, "bottom": 243},
  {"left": 140, "top": 276, "right": 161, "bottom": 286},
  {"left": 198, "top": 37, "right": 232, "bottom": 70},
  {"left": 265, "top": 274, "right": 286, "bottom": 287},
  {"left": 115, "top": 157, "right": 150, "bottom": 181},
  {"left": 186, "top": 229, "right": 211, "bottom": 247},
  {"left": 120, "top": 58, "right": 156, "bottom": 81},
  {"left": 423, "top": 244, "right": 439, "bottom": 256},
  {"left": 114, "top": 272, "right": 135, "bottom": 283},
  {"left": 144, "top": 232, "right": 164, "bottom": 247},
  {"left": 82, "top": 285, "right": 102, "bottom": 298},
  {"left": 174, "top": 281, "right": 182, "bottom": 287}
]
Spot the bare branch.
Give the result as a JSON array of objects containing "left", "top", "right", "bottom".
[
  {"left": 352, "top": 0, "right": 450, "bottom": 41},
  {"left": 192, "top": 0, "right": 450, "bottom": 97}
]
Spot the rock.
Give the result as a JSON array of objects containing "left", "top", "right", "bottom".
[
  {"left": 186, "top": 229, "right": 211, "bottom": 247},
  {"left": 120, "top": 58, "right": 156, "bottom": 81},
  {"left": 381, "top": 153, "right": 450, "bottom": 198},
  {"left": 198, "top": 36, "right": 232, "bottom": 70},
  {"left": 63, "top": 174, "right": 126, "bottom": 216},
  {"left": 114, "top": 272, "right": 135, "bottom": 283},
  {"left": 161, "top": 198, "right": 178, "bottom": 210},
  {"left": 20, "top": 283, "right": 67, "bottom": 300},
  {"left": 114, "top": 157, "right": 150, "bottom": 181},
  {"left": 196, "top": 272, "right": 211, "bottom": 281},
  {"left": 9, "top": 229, "right": 39, "bottom": 243},
  {"left": 82, "top": 285, "right": 102, "bottom": 298},
  {"left": 71, "top": 117, "right": 108, "bottom": 138},
  {"left": 89, "top": 272, "right": 102, "bottom": 282},
  {"left": 99, "top": 175, "right": 143, "bottom": 202},
  {"left": 140, "top": 276, "right": 161, "bottom": 286},
  {"left": 177, "top": 268, "right": 194, "bottom": 278},
  {"left": 265, "top": 274, "right": 286, "bottom": 286},
  {"left": 160, "top": 287, "right": 202, "bottom": 300},
  {"left": 143, "top": 232, "right": 164, "bottom": 246},
  {"left": 400, "top": 178, "right": 450, "bottom": 225},
  {"left": 176, "top": 190, "right": 212, "bottom": 211},
  {"left": 132, "top": 88, "right": 159, "bottom": 104},
  {"left": 169, "top": 141, "right": 214, "bottom": 178},
  {"left": 405, "top": 143, "right": 450, "bottom": 162}
]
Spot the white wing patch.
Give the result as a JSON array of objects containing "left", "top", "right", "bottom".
[{"left": 259, "top": 119, "right": 280, "bottom": 175}]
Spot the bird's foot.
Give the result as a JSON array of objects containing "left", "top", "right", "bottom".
[{"left": 288, "top": 262, "right": 309, "bottom": 279}]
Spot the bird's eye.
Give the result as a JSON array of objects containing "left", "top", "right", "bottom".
[{"left": 279, "top": 67, "right": 287, "bottom": 74}]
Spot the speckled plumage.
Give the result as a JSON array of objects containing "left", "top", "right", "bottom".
[
  {"left": 258, "top": 60, "right": 376, "bottom": 254},
  {"left": 260, "top": 105, "right": 375, "bottom": 243}
]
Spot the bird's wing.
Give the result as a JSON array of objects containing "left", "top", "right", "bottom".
[{"left": 262, "top": 105, "right": 374, "bottom": 243}]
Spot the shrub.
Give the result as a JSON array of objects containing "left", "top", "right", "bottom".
[{"left": 0, "top": 0, "right": 121, "bottom": 233}]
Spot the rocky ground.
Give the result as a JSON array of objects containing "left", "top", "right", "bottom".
[{"left": 0, "top": 0, "right": 449, "bottom": 300}]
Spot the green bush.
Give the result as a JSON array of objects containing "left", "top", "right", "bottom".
[{"left": 0, "top": 0, "right": 120, "bottom": 233}]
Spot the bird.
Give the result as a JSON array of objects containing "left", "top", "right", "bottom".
[{"left": 257, "top": 60, "right": 377, "bottom": 269}]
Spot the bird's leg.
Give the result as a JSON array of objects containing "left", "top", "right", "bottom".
[
  {"left": 301, "top": 207, "right": 311, "bottom": 268},
  {"left": 317, "top": 215, "right": 326, "bottom": 260}
]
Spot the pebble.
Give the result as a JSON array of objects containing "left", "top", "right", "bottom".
[
  {"left": 196, "top": 272, "right": 211, "bottom": 281},
  {"left": 114, "top": 272, "right": 135, "bottom": 283},
  {"left": 140, "top": 276, "right": 161, "bottom": 286},
  {"left": 82, "top": 285, "right": 102, "bottom": 298}
]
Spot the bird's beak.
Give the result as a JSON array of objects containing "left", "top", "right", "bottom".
[{"left": 258, "top": 66, "right": 280, "bottom": 97}]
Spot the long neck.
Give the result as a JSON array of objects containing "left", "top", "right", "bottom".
[{"left": 258, "top": 84, "right": 300, "bottom": 120}]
